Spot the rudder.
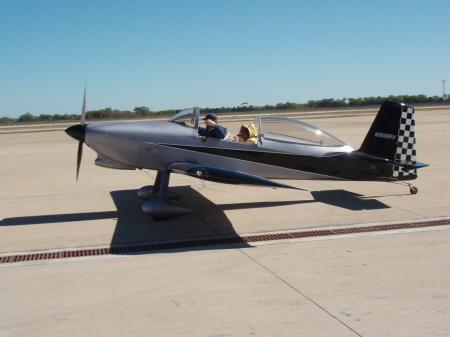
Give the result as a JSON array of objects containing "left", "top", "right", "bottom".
[{"left": 358, "top": 101, "right": 418, "bottom": 179}]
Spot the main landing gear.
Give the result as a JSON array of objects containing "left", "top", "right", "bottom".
[{"left": 138, "top": 169, "right": 194, "bottom": 220}]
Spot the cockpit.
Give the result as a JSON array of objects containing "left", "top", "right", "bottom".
[
  {"left": 169, "top": 107, "right": 351, "bottom": 150},
  {"left": 255, "top": 115, "right": 347, "bottom": 147}
]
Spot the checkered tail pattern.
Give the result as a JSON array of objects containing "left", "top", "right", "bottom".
[{"left": 392, "top": 106, "right": 417, "bottom": 178}]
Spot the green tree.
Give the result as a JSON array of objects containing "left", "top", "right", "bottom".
[
  {"left": 39, "top": 114, "right": 53, "bottom": 121},
  {"left": 318, "top": 98, "right": 336, "bottom": 107},
  {"left": 0, "top": 117, "right": 14, "bottom": 124},
  {"left": 134, "top": 106, "right": 151, "bottom": 116},
  {"left": 18, "top": 112, "right": 36, "bottom": 122}
]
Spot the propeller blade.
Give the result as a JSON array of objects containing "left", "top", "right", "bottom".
[
  {"left": 68, "top": 85, "right": 87, "bottom": 181},
  {"left": 76, "top": 140, "right": 83, "bottom": 181}
]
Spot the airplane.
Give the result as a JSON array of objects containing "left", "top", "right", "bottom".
[{"left": 66, "top": 92, "right": 429, "bottom": 220}]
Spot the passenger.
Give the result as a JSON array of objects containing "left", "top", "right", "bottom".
[
  {"left": 196, "top": 113, "right": 228, "bottom": 139},
  {"left": 233, "top": 123, "right": 258, "bottom": 144}
]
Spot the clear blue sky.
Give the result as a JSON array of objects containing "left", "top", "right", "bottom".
[{"left": 1, "top": 0, "right": 449, "bottom": 118}]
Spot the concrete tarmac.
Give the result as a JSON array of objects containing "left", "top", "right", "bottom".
[{"left": 1, "top": 107, "right": 449, "bottom": 336}]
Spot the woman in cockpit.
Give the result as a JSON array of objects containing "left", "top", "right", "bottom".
[{"left": 233, "top": 123, "right": 258, "bottom": 144}]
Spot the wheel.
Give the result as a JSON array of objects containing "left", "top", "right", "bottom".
[{"left": 409, "top": 186, "right": 418, "bottom": 194}]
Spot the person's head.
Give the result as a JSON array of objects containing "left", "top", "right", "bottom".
[
  {"left": 203, "top": 113, "right": 217, "bottom": 128},
  {"left": 238, "top": 126, "right": 250, "bottom": 141},
  {"left": 203, "top": 113, "right": 217, "bottom": 122}
]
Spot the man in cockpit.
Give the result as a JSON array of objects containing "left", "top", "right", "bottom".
[{"left": 197, "top": 113, "right": 228, "bottom": 139}]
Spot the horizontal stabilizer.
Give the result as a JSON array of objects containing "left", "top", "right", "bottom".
[
  {"left": 167, "top": 162, "right": 300, "bottom": 189},
  {"left": 398, "top": 161, "right": 429, "bottom": 171},
  {"left": 354, "top": 152, "right": 429, "bottom": 171}
]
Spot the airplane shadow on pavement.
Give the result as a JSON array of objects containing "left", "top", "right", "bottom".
[
  {"left": 107, "top": 186, "right": 391, "bottom": 250},
  {"left": 1, "top": 186, "right": 392, "bottom": 254},
  {"left": 0, "top": 188, "right": 391, "bottom": 229},
  {"left": 108, "top": 186, "right": 247, "bottom": 249},
  {"left": 0, "top": 211, "right": 118, "bottom": 226},
  {"left": 310, "top": 190, "right": 391, "bottom": 211}
]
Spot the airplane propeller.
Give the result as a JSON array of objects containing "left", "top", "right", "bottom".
[{"left": 65, "top": 86, "right": 87, "bottom": 181}]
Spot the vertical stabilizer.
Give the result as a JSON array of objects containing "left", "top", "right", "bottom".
[{"left": 358, "top": 101, "right": 417, "bottom": 179}]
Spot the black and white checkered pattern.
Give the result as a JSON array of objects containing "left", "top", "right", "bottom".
[{"left": 393, "top": 106, "right": 417, "bottom": 178}]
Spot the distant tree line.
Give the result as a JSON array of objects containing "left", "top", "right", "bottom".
[
  {"left": 0, "top": 107, "right": 160, "bottom": 124},
  {"left": 1, "top": 94, "right": 448, "bottom": 125},
  {"left": 202, "top": 94, "right": 447, "bottom": 113}
]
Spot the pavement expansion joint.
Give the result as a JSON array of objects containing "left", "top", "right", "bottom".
[{"left": 1, "top": 217, "right": 449, "bottom": 266}]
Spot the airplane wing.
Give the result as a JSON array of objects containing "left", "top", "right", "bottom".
[{"left": 167, "top": 162, "right": 300, "bottom": 190}]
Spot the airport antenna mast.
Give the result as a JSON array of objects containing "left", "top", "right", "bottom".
[{"left": 443, "top": 80, "right": 446, "bottom": 100}]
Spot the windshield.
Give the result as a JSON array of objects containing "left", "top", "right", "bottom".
[
  {"left": 169, "top": 107, "right": 199, "bottom": 127},
  {"left": 256, "top": 116, "right": 347, "bottom": 146}
]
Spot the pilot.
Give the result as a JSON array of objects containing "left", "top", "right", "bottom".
[
  {"left": 233, "top": 123, "right": 258, "bottom": 144},
  {"left": 197, "top": 113, "right": 228, "bottom": 139}
]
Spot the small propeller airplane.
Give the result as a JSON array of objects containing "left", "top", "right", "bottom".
[{"left": 66, "top": 89, "right": 428, "bottom": 220}]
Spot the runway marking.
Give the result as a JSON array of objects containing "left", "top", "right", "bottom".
[{"left": 2, "top": 217, "right": 449, "bottom": 266}]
